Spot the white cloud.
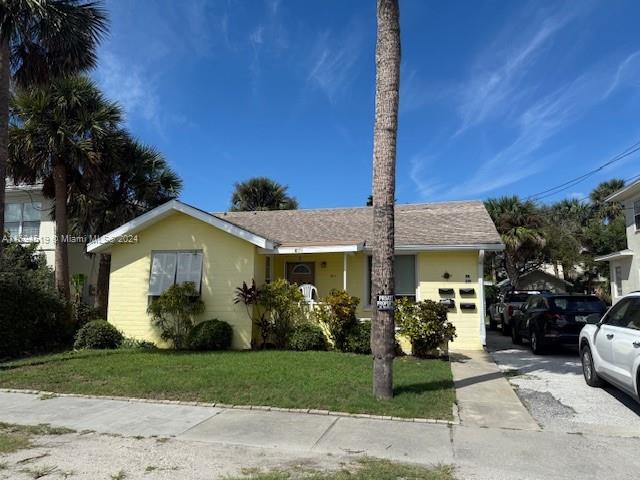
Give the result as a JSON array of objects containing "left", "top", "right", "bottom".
[
  {"left": 95, "top": 51, "right": 159, "bottom": 127},
  {"left": 604, "top": 50, "right": 640, "bottom": 98},
  {"left": 306, "top": 25, "right": 364, "bottom": 104}
]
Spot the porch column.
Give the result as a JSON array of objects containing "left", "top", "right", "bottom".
[
  {"left": 343, "top": 252, "right": 348, "bottom": 290},
  {"left": 478, "top": 249, "right": 486, "bottom": 346}
]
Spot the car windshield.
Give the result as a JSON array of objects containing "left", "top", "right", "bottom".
[
  {"left": 506, "top": 293, "right": 532, "bottom": 303},
  {"left": 551, "top": 297, "right": 606, "bottom": 313}
]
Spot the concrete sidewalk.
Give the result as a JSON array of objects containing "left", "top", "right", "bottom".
[
  {"left": 0, "top": 391, "right": 453, "bottom": 465},
  {"left": 1, "top": 391, "right": 639, "bottom": 479},
  {"left": 450, "top": 349, "right": 539, "bottom": 430}
]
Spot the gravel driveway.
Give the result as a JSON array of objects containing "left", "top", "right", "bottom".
[{"left": 486, "top": 330, "right": 640, "bottom": 437}]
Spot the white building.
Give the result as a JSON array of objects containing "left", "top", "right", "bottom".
[
  {"left": 4, "top": 182, "right": 98, "bottom": 301},
  {"left": 595, "top": 179, "right": 640, "bottom": 303}
]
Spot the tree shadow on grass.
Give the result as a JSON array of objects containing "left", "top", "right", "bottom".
[{"left": 394, "top": 379, "right": 454, "bottom": 396}]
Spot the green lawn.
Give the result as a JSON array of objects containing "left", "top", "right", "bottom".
[
  {"left": 0, "top": 350, "right": 455, "bottom": 419},
  {"left": 232, "top": 459, "right": 456, "bottom": 480}
]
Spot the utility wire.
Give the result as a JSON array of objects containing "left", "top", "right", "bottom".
[{"left": 526, "top": 141, "right": 640, "bottom": 202}]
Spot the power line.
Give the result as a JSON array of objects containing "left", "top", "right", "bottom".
[{"left": 526, "top": 141, "right": 640, "bottom": 202}]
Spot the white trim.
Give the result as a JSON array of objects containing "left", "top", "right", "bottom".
[
  {"left": 595, "top": 250, "right": 634, "bottom": 262},
  {"left": 87, "top": 200, "right": 275, "bottom": 253},
  {"left": 478, "top": 249, "right": 486, "bottom": 347},
  {"left": 343, "top": 253, "right": 348, "bottom": 290},
  {"left": 605, "top": 178, "right": 640, "bottom": 202},
  {"left": 259, "top": 243, "right": 364, "bottom": 254}
]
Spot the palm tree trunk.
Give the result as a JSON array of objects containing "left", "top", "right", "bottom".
[
  {"left": 97, "top": 253, "right": 111, "bottom": 317},
  {"left": 0, "top": 38, "right": 10, "bottom": 260},
  {"left": 53, "top": 161, "right": 71, "bottom": 300},
  {"left": 371, "top": 0, "right": 400, "bottom": 401}
]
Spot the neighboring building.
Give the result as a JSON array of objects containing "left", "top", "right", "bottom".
[
  {"left": 497, "top": 269, "right": 573, "bottom": 294},
  {"left": 4, "top": 182, "right": 98, "bottom": 301},
  {"left": 88, "top": 199, "right": 504, "bottom": 351},
  {"left": 595, "top": 179, "right": 640, "bottom": 303}
]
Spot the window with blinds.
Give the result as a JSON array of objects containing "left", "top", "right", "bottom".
[
  {"left": 4, "top": 202, "right": 41, "bottom": 240},
  {"left": 148, "top": 251, "right": 203, "bottom": 296},
  {"left": 366, "top": 255, "right": 417, "bottom": 306}
]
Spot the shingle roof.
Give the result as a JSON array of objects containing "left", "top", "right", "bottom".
[{"left": 213, "top": 201, "right": 502, "bottom": 248}]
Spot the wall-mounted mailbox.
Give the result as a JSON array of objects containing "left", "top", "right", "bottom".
[
  {"left": 439, "top": 298, "right": 456, "bottom": 309},
  {"left": 460, "top": 302, "right": 476, "bottom": 310},
  {"left": 459, "top": 288, "right": 475, "bottom": 296},
  {"left": 438, "top": 288, "right": 455, "bottom": 296}
]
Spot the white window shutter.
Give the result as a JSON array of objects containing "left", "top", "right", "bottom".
[
  {"left": 149, "top": 253, "right": 177, "bottom": 296},
  {"left": 176, "top": 252, "right": 203, "bottom": 291}
]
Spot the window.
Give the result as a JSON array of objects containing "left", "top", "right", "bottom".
[
  {"left": 614, "top": 266, "right": 623, "bottom": 297},
  {"left": 635, "top": 200, "right": 640, "bottom": 231},
  {"left": 148, "top": 251, "right": 203, "bottom": 296},
  {"left": 551, "top": 297, "right": 606, "bottom": 313},
  {"left": 4, "top": 202, "right": 41, "bottom": 240},
  {"left": 624, "top": 299, "right": 640, "bottom": 330},
  {"left": 603, "top": 299, "right": 632, "bottom": 327},
  {"left": 366, "top": 255, "right": 416, "bottom": 305}
]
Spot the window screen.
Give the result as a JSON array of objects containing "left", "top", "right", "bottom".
[
  {"left": 615, "top": 266, "right": 623, "bottom": 297},
  {"left": 176, "top": 252, "right": 203, "bottom": 291},
  {"left": 366, "top": 255, "right": 416, "bottom": 304}
]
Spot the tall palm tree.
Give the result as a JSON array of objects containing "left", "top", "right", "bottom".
[
  {"left": 9, "top": 76, "right": 121, "bottom": 300},
  {"left": 485, "top": 196, "right": 545, "bottom": 286},
  {"left": 371, "top": 0, "right": 400, "bottom": 400},
  {"left": 0, "top": 0, "right": 108, "bottom": 258},
  {"left": 230, "top": 177, "right": 298, "bottom": 211},
  {"left": 68, "top": 131, "right": 182, "bottom": 315},
  {"left": 589, "top": 179, "right": 625, "bottom": 222}
]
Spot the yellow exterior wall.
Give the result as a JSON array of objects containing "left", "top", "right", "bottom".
[
  {"left": 416, "top": 251, "right": 483, "bottom": 350},
  {"left": 107, "top": 212, "right": 256, "bottom": 349}
]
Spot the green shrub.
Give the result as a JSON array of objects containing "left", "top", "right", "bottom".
[
  {"left": 395, "top": 298, "right": 456, "bottom": 358},
  {"left": 147, "top": 282, "right": 205, "bottom": 349},
  {"left": 188, "top": 319, "right": 233, "bottom": 351},
  {"left": 74, "top": 320, "right": 124, "bottom": 350},
  {"left": 343, "top": 321, "right": 371, "bottom": 354},
  {"left": 289, "top": 323, "right": 327, "bottom": 351},
  {"left": 0, "top": 243, "right": 68, "bottom": 359},
  {"left": 315, "top": 289, "right": 360, "bottom": 351},
  {"left": 120, "top": 337, "right": 157, "bottom": 350},
  {"left": 259, "top": 279, "right": 305, "bottom": 349}
]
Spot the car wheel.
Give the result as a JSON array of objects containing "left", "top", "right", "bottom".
[
  {"left": 501, "top": 316, "right": 511, "bottom": 336},
  {"left": 530, "top": 329, "right": 544, "bottom": 355},
  {"left": 511, "top": 323, "right": 522, "bottom": 345},
  {"left": 581, "top": 345, "right": 602, "bottom": 387}
]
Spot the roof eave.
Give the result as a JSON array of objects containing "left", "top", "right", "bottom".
[{"left": 87, "top": 200, "right": 275, "bottom": 254}]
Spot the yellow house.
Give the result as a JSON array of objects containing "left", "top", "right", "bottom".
[{"left": 87, "top": 200, "right": 504, "bottom": 351}]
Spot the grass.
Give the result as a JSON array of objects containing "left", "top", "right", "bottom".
[
  {"left": 0, "top": 423, "right": 74, "bottom": 454},
  {"left": 229, "top": 458, "right": 456, "bottom": 479},
  {"left": 0, "top": 349, "right": 455, "bottom": 419}
]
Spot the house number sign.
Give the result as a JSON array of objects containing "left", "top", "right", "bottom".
[{"left": 376, "top": 294, "right": 395, "bottom": 312}]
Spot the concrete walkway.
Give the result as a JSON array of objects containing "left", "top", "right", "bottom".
[
  {"left": 450, "top": 349, "right": 539, "bottom": 430},
  {"left": 1, "top": 391, "right": 640, "bottom": 479}
]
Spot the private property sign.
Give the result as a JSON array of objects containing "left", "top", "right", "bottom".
[{"left": 376, "top": 294, "right": 395, "bottom": 312}]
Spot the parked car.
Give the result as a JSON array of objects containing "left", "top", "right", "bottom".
[
  {"left": 580, "top": 292, "right": 640, "bottom": 403},
  {"left": 488, "top": 295, "right": 503, "bottom": 330},
  {"left": 511, "top": 293, "right": 607, "bottom": 354},
  {"left": 497, "top": 290, "right": 541, "bottom": 335}
]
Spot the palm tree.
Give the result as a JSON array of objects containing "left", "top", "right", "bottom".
[
  {"left": 9, "top": 76, "right": 121, "bottom": 300},
  {"left": 589, "top": 179, "right": 625, "bottom": 222},
  {"left": 485, "top": 196, "right": 545, "bottom": 286},
  {"left": 0, "top": 0, "right": 108, "bottom": 258},
  {"left": 371, "top": 0, "right": 400, "bottom": 401},
  {"left": 68, "top": 131, "right": 182, "bottom": 315},
  {"left": 230, "top": 177, "right": 298, "bottom": 211}
]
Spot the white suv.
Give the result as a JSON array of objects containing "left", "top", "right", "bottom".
[{"left": 579, "top": 292, "right": 640, "bottom": 402}]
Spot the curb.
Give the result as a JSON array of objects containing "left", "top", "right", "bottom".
[{"left": 0, "top": 388, "right": 459, "bottom": 426}]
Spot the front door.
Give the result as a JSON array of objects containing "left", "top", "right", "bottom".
[{"left": 286, "top": 262, "right": 315, "bottom": 286}]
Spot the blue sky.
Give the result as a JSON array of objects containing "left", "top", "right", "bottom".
[{"left": 94, "top": 0, "right": 640, "bottom": 210}]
